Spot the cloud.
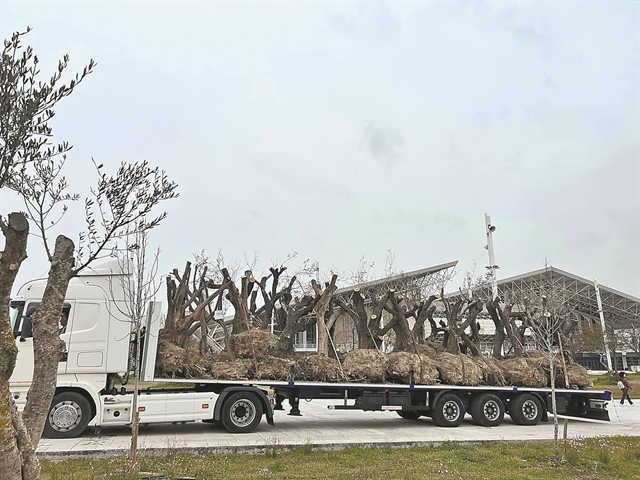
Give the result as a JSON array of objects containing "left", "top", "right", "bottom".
[{"left": 360, "top": 125, "right": 404, "bottom": 165}]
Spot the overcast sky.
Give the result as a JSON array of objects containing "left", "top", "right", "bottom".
[{"left": 1, "top": 1, "right": 639, "bottom": 298}]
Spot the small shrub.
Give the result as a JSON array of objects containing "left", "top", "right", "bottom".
[{"left": 565, "top": 448, "right": 580, "bottom": 466}]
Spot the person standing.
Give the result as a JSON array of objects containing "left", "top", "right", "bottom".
[{"left": 619, "top": 372, "right": 633, "bottom": 405}]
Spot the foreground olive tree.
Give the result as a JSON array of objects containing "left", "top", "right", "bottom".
[{"left": 0, "top": 28, "right": 178, "bottom": 479}]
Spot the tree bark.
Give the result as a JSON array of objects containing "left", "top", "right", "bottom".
[
  {"left": 385, "top": 290, "right": 415, "bottom": 352},
  {"left": 0, "top": 213, "right": 32, "bottom": 479},
  {"left": 313, "top": 275, "right": 338, "bottom": 356},
  {"left": 270, "top": 295, "right": 319, "bottom": 357},
  {"left": 411, "top": 295, "right": 438, "bottom": 344},
  {"left": 226, "top": 270, "right": 251, "bottom": 335},
  {"left": 335, "top": 289, "right": 390, "bottom": 351},
  {"left": 486, "top": 300, "right": 505, "bottom": 358},
  {"left": 22, "top": 235, "right": 75, "bottom": 448}
]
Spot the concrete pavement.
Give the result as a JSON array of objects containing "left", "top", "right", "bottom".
[{"left": 37, "top": 400, "right": 640, "bottom": 460}]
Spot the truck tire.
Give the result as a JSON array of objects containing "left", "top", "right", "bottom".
[
  {"left": 470, "top": 393, "right": 504, "bottom": 427},
  {"left": 509, "top": 394, "right": 543, "bottom": 426},
  {"left": 396, "top": 411, "right": 421, "bottom": 420},
  {"left": 43, "top": 392, "right": 92, "bottom": 439},
  {"left": 432, "top": 393, "right": 465, "bottom": 427},
  {"left": 221, "top": 392, "right": 263, "bottom": 433}
]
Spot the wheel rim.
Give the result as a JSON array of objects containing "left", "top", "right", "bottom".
[
  {"left": 49, "top": 400, "right": 82, "bottom": 432},
  {"left": 442, "top": 400, "right": 460, "bottom": 422},
  {"left": 230, "top": 399, "right": 256, "bottom": 427},
  {"left": 521, "top": 399, "right": 538, "bottom": 420},
  {"left": 483, "top": 400, "right": 500, "bottom": 421}
]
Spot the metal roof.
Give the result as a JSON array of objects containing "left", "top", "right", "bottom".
[
  {"left": 454, "top": 266, "right": 640, "bottom": 324},
  {"left": 335, "top": 261, "right": 458, "bottom": 303}
]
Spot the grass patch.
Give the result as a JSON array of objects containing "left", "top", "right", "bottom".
[{"left": 40, "top": 436, "right": 640, "bottom": 480}]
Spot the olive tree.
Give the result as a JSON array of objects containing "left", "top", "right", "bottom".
[{"left": 0, "top": 28, "right": 178, "bottom": 479}]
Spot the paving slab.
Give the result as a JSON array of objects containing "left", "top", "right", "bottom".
[{"left": 37, "top": 400, "right": 640, "bottom": 460}]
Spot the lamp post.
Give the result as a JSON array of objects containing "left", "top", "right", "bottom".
[
  {"left": 594, "top": 280, "right": 613, "bottom": 372},
  {"left": 484, "top": 213, "right": 499, "bottom": 301}
]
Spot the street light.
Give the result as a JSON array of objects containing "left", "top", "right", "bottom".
[{"left": 484, "top": 213, "right": 499, "bottom": 301}]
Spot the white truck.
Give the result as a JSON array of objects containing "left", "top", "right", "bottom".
[{"left": 9, "top": 260, "right": 611, "bottom": 439}]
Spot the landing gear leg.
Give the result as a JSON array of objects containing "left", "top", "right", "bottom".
[
  {"left": 288, "top": 396, "right": 301, "bottom": 416},
  {"left": 274, "top": 394, "right": 285, "bottom": 411}
]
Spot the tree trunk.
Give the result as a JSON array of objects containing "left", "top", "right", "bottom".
[
  {"left": 0, "top": 387, "right": 24, "bottom": 480},
  {"left": 313, "top": 275, "right": 338, "bottom": 357},
  {"left": 410, "top": 295, "right": 438, "bottom": 344},
  {"left": 454, "top": 300, "right": 484, "bottom": 357},
  {"left": 270, "top": 295, "right": 318, "bottom": 357},
  {"left": 385, "top": 291, "right": 416, "bottom": 353},
  {"left": 0, "top": 213, "right": 37, "bottom": 479},
  {"left": 486, "top": 299, "right": 511, "bottom": 359},
  {"left": 22, "top": 235, "right": 75, "bottom": 448},
  {"left": 225, "top": 270, "right": 251, "bottom": 335}
]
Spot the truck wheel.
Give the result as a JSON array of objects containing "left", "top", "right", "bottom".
[
  {"left": 221, "top": 392, "right": 263, "bottom": 433},
  {"left": 470, "top": 393, "right": 504, "bottom": 427},
  {"left": 396, "top": 411, "right": 421, "bottom": 420},
  {"left": 432, "top": 393, "right": 465, "bottom": 427},
  {"left": 43, "top": 392, "right": 92, "bottom": 439},
  {"left": 509, "top": 394, "right": 543, "bottom": 426}
]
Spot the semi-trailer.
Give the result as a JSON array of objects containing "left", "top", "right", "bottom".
[{"left": 9, "top": 260, "right": 610, "bottom": 438}]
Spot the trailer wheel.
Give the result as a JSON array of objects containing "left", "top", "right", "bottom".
[
  {"left": 432, "top": 393, "right": 465, "bottom": 427},
  {"left": 509, "top": 394, "right": 543, "bottom": 426},
  {"left": 43, "top": 392, "right": 92, "bottom": 439},
  {"left": 470, "top": 394, "right": 504, "bottom": 427},
  {"left": 221, "top": 392, "right": 263, "bottom": 433},
  {"left": 396, "top": 411, "right": 421, "bottom": 420}
]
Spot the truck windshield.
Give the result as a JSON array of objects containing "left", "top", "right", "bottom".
[{"left": 10, "top": 302, "right": 24, "bottom": 332}]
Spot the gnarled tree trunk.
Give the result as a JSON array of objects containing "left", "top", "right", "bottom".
[
  {"left": 385, "top": 290, "right": 415, "bottom": 353},
  {"left": 0, "top": 212, "right": 39, "bottom": 479},
  {"left": 335, "top": 289, "right": 389, "bottom": 350},
  {"left": 270, "top": 295, "right": 318, "bottom": 357},
  {"left": 313, "top": 275, "right": 338, "bottom": 356},
  {"left": 22, "top": 235, "right": 75, "bottom": 448}
]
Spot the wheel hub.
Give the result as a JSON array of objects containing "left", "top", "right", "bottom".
[
  {"left": 443, "top": 401, "right": 459, "bottom": 421},
  {"left": 484, "top": 401, "right": 499, "bottom": 420},
  {"left": 231, "top": 400, "right": 256, "bottom": 427},
  {"left": 50, "top": 402, "right": 81, "bottom": 431},
  {"left": 522, "top": 400, "right": 537, "bottom": 419}
]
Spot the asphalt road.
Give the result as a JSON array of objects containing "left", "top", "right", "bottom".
[{"left": 36, "top": 399, "right": 640, "bottom": 459}]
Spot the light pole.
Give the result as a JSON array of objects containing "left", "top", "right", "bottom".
[
  {"left": 484, "top": 213, "right": 499, "bottom": 301},
  {"left": 594, "top": 279, "right": 613, "bottom": 372}
]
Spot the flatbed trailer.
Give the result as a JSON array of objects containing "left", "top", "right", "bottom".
[{"left": 144, "top": 374, "right": 611, "bottom": 433}]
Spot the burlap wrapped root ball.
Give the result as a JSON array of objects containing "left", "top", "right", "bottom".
[
  {"left": 565, "top": 363, "right": 591, "bottom": 389},
  {"left": 501, "top": 357, "right": 547, "bottom": 388},
  {"left": 295, "top": 355, "right": 344, "bottom": 382},
  {"left": 205, "top": 359, "right": 252, "bottom": 380},
  {"left": 434, "top": 352, "right": 483, "bottom": 386},
  {"left": 155, "top": 338, "right": 215, "bottom": 379},
  {"left": 419, "top": 342, "right": 446, "bottom": 355},
  {"left": 530, "top": 356, "right": 567, "bottom": 387},
  {"left": 253, "top": 355, "right": 294, "bottom": 381},
  {"left": 386, "top": 352, "right": 439, "bottom": 384},
  {"left": 343, "top": 349, "right": 387, "bottom": 382},
  {"left": 470, "top": 356, "right": 507, "bottom": 386},
  {"left": 230, "top": 330, "right": 278, "bottom": 359},
  {"left": 155, "top": 338, "right": 188, "bottom": 378}
]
